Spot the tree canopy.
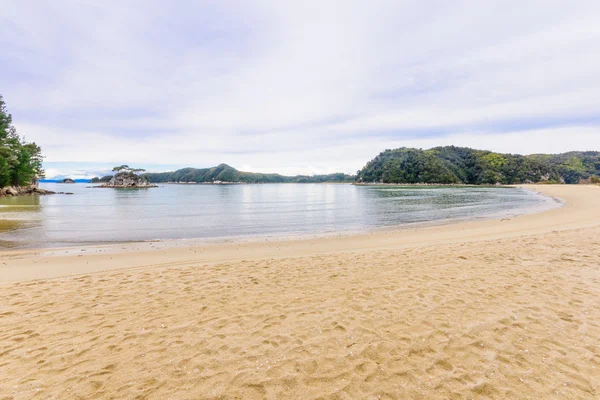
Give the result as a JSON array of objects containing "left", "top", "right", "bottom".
[
  {"left": 356, "top": 146, "right": 600, "bottom": 184},
  {"left": 112, "top": 165, "right": 146, "bottom": 174},
  {"left": 142, "top": 164, "right": 355, "bottom": 184},
  {"left": 0, "top": 95, "right": 44, "bottom": 188}
]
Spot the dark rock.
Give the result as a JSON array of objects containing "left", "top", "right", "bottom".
[
  {"left": 61, "top": 178, "right": 76, "bottom": 184},
  {"left": 0, "top": 185, "right": 56, "bottom": 197},
  {"left": 98, "top": 172, "right": 157, "bottom": 188}
]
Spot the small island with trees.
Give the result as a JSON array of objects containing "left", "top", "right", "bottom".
[{"left": 95, "top": 165, "right": 157, "bottom": 188}]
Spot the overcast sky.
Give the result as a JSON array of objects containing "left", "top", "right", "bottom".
[{"left": 2, "top": 1, "right": 600, "bottom": 179}]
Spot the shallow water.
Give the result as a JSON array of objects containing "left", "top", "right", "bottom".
[{"left": 0, "top": 183, "right": 555, "bottom": 248}]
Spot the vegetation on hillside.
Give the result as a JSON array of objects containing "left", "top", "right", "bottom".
[
  {"left": 91, "top": 164, "right": 355, "bottom": 184},
  {"left": 356, "top": 146, "right": 600, "bottom": 185},
  {"left": 0, "top": 95, "right": 44, "bottom": 188},
  {"left": 90, "top": 176, "right": 112, "bottom": 183}
]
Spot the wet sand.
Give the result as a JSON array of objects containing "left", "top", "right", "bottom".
[{"left": 0, "top": 185, "right": 599, "bottom": 399}]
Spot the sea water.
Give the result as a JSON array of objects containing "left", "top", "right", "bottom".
[{"left": 0, "top": 183, "right": 558, "bottom": 248}]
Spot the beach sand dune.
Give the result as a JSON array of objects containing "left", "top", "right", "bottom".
[{"left": 1, "top": 185, "right": 599, "bottom": 399}]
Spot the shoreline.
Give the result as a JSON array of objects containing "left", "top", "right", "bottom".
[
  {"left": 2, "top": 184, "right": 600, "bottom": 398},
  {"left": 0, "top": 184, "right": 595, "bottom": 284},
  {"left": 0, "top": 184, "right": 558, "bottom": 253},
  {"left": 0, "top": 184, "right": 559, "bottom": 250}
]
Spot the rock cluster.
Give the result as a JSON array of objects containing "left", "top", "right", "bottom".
[
  {"left": 0, "top": 186, "right": 56, "bottom": 197},
  {"left": 98, "top": 172, "right": 157, "bottom": 188}
]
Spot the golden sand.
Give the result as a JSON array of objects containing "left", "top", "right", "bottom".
[{"left": 1, "top": 185, "right": 599, "bottom": 399}]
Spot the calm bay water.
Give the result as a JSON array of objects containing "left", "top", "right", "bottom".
[{"left": 0, "top": 183, "right": 555, "bottom": 248}]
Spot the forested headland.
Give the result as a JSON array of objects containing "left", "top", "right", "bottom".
[
  {"left": 356, "top": 146, "right": 600, "bottom": 185},
  {"left": 4, "top": 90, "right": 598, "bottom": 188},
  {"left": 0, "top": 95, "right": 44, "bottom": 188},
  {"left": 93, "top": 164, "right": 355, "bottom": 184},
  {"left": 89, "top": 147, "right": 600, "bottom": 186}
]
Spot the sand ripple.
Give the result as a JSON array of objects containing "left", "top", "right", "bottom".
[{"left": 2, "top": 226, "right": 600, "bottom": 399}]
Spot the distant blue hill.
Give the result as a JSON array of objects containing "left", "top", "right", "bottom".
[{"left": 40, "top": 179, "right": 91, "bottom": 183}]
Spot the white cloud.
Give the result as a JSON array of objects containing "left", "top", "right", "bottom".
[
  {"left": 43, "top": 167, "right": 107, "bottom": 180},
  {"left": 2, "top": 0, "right": 600, "bottom": 176}
]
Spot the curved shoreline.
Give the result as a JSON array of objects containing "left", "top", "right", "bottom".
[
  {"left": 0, "top": 185, "right": 556, "bottom": 251},
  {"left": 0, "top": 184, "right": 597, "bottom": 284},
  {"left": 2, "top": 184, "right": 600, "bottom": 399}
]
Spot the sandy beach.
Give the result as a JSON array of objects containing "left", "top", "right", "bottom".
[{"left": 1, "top": 184, "right": 599, "bottom": 399}]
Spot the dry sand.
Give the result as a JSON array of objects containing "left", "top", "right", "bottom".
[{"left": 0, "top": 185, "right": 599, "bottom": 399}]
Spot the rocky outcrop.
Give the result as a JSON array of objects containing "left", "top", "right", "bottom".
[
  {"left": 0, "top": 185, "right": 56, "bottom": 197},
  {"left": 61, "top": 178, "right": 76, "bottom": 184},
  {"left": 98, "top": 172, "right": 157, "bottom": 188}
]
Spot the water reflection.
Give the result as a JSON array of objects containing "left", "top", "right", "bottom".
[
  {"left": 0, "top": 183, "right": 550, "bottom": 248},
  {"left": 0, "top": 195, "right": 42, "bottom": 240},
  {"left": 0, "top": 194, "right": 42, "bottom": 212}
]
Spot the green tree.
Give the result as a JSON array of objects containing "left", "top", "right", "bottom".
[
  {"left": 356, "top": 146, "right": 600, "bottom": 185},
  {"left": 112, "top": 165, "right": 146, "bottom": 175},
  {"left": 0, "top": 95, "right": 44, "bottom": 188}
]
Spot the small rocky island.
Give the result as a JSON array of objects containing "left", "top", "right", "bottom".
[
  {"left": 97, "top": 165, "right": 157, "bottom": 188},
  {"left": 61, "top": 178, "right": 76, "bottom": 184}
]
